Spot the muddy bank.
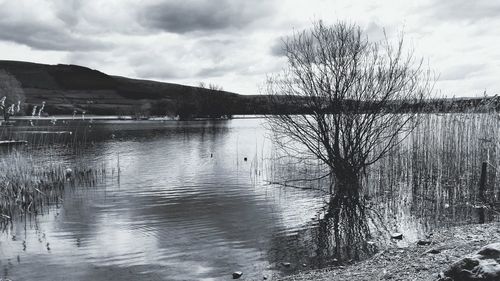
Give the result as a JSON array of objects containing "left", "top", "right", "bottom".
[{"left": 279, "top": 222, "right": 500, "bottom": 281}]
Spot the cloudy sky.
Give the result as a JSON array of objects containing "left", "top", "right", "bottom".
[{"left": 0, "top": 0, "right": 498, "bottom": 97}]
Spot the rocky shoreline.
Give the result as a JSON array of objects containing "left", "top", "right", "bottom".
[{"left": 279, "top": 222, "right": 500, "bottom": 281}]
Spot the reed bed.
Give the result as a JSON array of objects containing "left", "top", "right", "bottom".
[
  {"left": 366, "top": 111, "right": 500, "bottom": 228},
  {"left": 0, "top": 150, "right": 106, "bottom": 224},
  {"left": 264, "top": 109, "right": 500, "bottom": 228},
  {"left": 0, "top": 117, "right": 108, "bottom": 226}
]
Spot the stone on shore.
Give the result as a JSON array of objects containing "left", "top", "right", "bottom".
[
  {"left": 391, "top": 232, "right": 403, "bottom": 240},
  {"left": 232, "top": 271, "right": 243, "bottom": 279},
  {"left": 417, "top": 240, "right": 433, "bottom": 246}
]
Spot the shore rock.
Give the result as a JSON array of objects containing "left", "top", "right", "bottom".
[
  {"left": 439, "top": 242, "right": 500, "bottom": 280},
  {"left": 417, "top": 240, "right": 433, "bottom": 246},
  {"left": 391, "top": 233, "right": 403, "bottom": 240},
  {"left": 232, "top": 271, "right": 243, "bottom": 279}
]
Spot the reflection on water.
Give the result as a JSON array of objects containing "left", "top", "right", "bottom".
[
  {"left": 0, "top": 117, "right": 499, "bottom": 280},
  {"left": 1, "top": 119, "right": 326, "bottom": 281}
]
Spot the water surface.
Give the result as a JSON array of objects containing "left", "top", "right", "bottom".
[
  {"left": 0, "top": 117, "right": 498, "bottom": 280},
  {"left": 1, "top": 119, "right": 327, "bottom": 281}
]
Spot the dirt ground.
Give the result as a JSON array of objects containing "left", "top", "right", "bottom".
[{"left": 279, "top": 222, "right": 500, "bottom": 281}]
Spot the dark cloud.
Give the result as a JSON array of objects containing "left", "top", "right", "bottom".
[
  {"left": 420, "top": 0, "right": 500, "bottom": 23},
  {"left": 139, "top": 0, "right": 273, "bottom": 34},
  {"left": 0, "top": 20, "right": 110, "bottom": 51},
  {"left": 54, "top": 0, "right": 84, "bottom": 27},
  {"left": 0, "top": 2, "right": 111, "bottom": 52}
]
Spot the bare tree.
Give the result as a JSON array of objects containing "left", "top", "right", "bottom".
[
  {"left": 265, "top": 21, "right": 433, "bottom": 199},
  {"left": 0, "top": 70, "right": 25, "bottom": 122},
  {"left": 208, "top": 83, "right": 223, "bottom": 92},
  {"left": 198, "top": 81, "right": 224, "bottom": 92},
  {"left": 198, "top": 82, "right": 231, "bottom": 119}
]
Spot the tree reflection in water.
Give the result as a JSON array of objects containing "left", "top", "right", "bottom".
[
  {"left": 267, "top": 191, "right": 385, "bottom": 273},
  {"left": 315, "top": 194, "right": 374, "bottom": 264}
]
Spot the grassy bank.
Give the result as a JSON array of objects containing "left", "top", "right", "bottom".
[{"left": 279, "top": 222, "right": 500, "bottom": 281}]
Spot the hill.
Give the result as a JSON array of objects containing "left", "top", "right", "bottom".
[
  {"left": 0, "top": 60, "right": 498, "bottom": 118},
  {"left": 0, "top": 60, "right": 266, "bottom": 118}
]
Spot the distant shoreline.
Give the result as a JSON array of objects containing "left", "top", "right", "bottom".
[{"left": 6, "top": 115, "right": 266, "bottom": 121}]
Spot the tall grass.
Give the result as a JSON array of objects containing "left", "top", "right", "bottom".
[
  {"left": 366, "top": 111, "right": 500, "bottom": 228},
  {"left": 0, "top": 151, "right": 105, "bottom": 222},
  {"left": 0, "top": 117, "right": 108, "bottom": 226},
  {"left": 264, "top": 108, "right": 500, "bottom": 230}
]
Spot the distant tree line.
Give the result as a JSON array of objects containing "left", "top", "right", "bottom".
[{"left": 16, "top": 94, "right": 500, "bottom": 119}]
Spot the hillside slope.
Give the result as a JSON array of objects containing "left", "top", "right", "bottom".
[{"left": 0, "top": 60, "right": 261, "bottom": 117}]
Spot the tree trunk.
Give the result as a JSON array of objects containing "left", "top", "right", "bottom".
[{"left": 331, "top": 162, "right": 362, "bottom": 199}]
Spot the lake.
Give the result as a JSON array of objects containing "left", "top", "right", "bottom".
[{"left": 0, "top": 117, "right": 498, "bottom": 281}]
